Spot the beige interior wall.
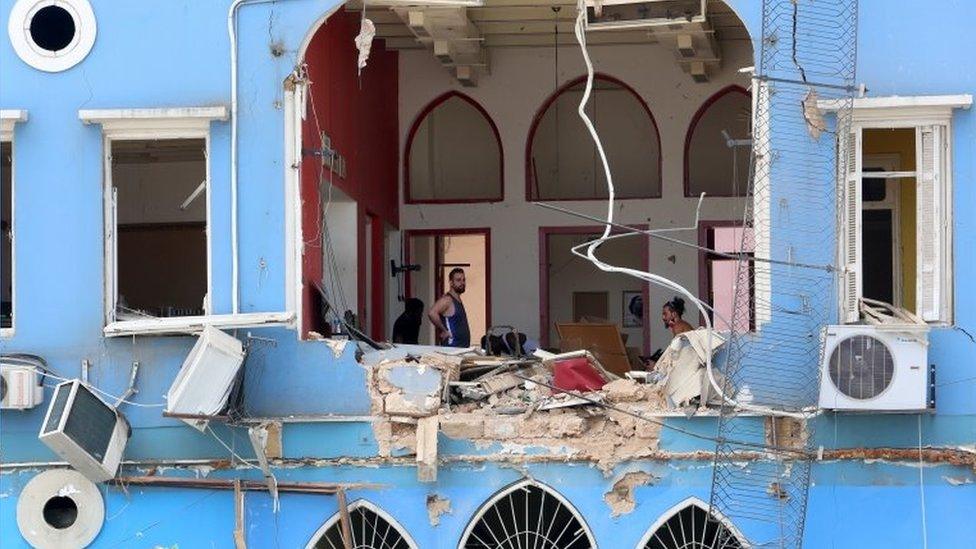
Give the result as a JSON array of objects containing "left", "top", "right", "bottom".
[
  {"left": 398, "top": 41, "right": 754, "bottom": 349},
  {"left": 408, "top": 96, "right": 502, "bottom": 201},
  {"left": 441, "top": 234, "right": 487, "bottom": 342},
  {"left": 546, "top": 232, "right": 645, "bottom": 350}
]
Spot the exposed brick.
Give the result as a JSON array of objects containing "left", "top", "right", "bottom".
[{"left": 440, "top": 414, "right": 484, "bottom": 439}]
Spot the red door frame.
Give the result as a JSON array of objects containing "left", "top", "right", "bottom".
[
  {"left": 538, "top": 225, "right": 651, "bottom": 354},
  {"left": 357, "top": 209, "right": 388, "bottom": 341},
  {"left": 698, "top": 219, "right": 753, "bottom": 331},
  {"left": 402, "top": 227, "right": 493, "bottom": 331}
]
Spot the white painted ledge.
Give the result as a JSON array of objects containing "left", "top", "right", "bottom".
[
  {"left": 79, "top": 107, "right": 229, "bottom": 136},
  {"left": 104, "top": 311, "right": 294, "bottom": 337},
  {"left": 0, "top": 109, "right": 28, "bottom": 139},
  {"left": 818, "top": 94, "right": 973, "bottom": 122}
]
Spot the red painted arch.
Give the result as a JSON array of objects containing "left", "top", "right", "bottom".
[
  {"left": 682, "top": 84, "right": 751, "bottom": 197},
  {"left": 403, "top": 91, "right": 504, "bottom": 205},
  {"left": 524, "top": 73, "right": 663, "bottom": 202}
]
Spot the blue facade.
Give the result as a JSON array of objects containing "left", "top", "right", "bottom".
[{"left": 1, "top": 1, "right": 973, "bottom": 547}]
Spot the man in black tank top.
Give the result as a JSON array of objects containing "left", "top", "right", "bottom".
[{"left": 427, "top": 268, "right": 471, "bottom": 347}]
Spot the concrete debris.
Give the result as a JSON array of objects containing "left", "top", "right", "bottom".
[
  {"left": 426, "top": 494, "right": 452, "bottom": 526},
  {"left": 364, "top": 346, "right": 678, "bottom": 471},
  {"left": 602, "top": 379, "right": 647, "bottom": 402},
  {"left": 604, "top": 471, "right": 654, "bottom": 517}
]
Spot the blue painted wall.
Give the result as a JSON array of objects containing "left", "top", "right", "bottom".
[{"left": 1, "top": 0, "right": 974, "bottom": 547}]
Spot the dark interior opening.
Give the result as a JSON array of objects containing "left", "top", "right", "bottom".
[
  {"left": 42, "top": 496, "right": 78, "bottom": 530},
  {"left": 30, "top": 6, "right": 75, "bottom": 52}
]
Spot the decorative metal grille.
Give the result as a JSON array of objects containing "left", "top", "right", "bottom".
[
  {"left": 461, "top": 481, "right": 594, "bottom": 549},
  {"left": 829, "top": 335, "right": 895, "bottom": 399},
  {"left": 310, "top": 501, "right": 415, "bottom": 549},
  {"left": 641, "top": 502, "right": 744, "bottom": 549},
  {"left": 709, "top": 0, "right": 859, "bottom": 548}
]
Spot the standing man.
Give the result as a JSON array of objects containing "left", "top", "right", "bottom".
[{"left": 427, "top": 268, "right": 471, "bottom": 347}]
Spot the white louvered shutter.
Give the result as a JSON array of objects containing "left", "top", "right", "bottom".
[
  {"left": 916, "top": 125, "right": 946, "bottom": 322},
  {"left": 839, "top": 128, "right": 862, "bottom": 323}
]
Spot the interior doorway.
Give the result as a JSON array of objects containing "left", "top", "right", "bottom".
[{"left": 405, "top": 229, "right": 490, "bottom": 345}]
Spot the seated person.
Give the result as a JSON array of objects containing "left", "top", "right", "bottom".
[{"left": 392, "top": 298, "right": 424, "bottom": 344}]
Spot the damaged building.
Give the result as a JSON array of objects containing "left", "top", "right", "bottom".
[{"left": 1, "top": 0, "right": 974, "bottom": 548}]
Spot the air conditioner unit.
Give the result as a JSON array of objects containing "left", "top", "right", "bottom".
[
  {"left": 166, "top": 326, "right": 246, "bottom": 431},
  {"left": 819, "top": 324, "right": 932, "bottom": 411},
  {"left": 38, "top": 380, "right": 130, "bottom": 482},
  {"left": 1, "top": 362, "right": 44, "bottom": 409},
  {"left": 586, "top": 0, "right": 706, "bottom": 31}
]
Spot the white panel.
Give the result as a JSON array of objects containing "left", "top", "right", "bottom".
[
  {"left": 915, "top": 125, "right": 945, "bottom": 322},
  {"left": 840, "top": 128, "right": 862, "bottom": 323}
]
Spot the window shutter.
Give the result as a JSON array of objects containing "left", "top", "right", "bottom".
[
  {"left": 839, "top": 129, "right": 862, "bottom": 323},
  {"left": 916, "top": 125, "right": 945, "bottom": 322}
]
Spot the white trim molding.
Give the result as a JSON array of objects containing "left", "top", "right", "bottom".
[
  {"left": 79, "top": 107, "right": 229, "bottom": 137},
  {"left": 104, "top": 312, "right": 294, "bottom": 337},
  {"left": 0, "top": 110, "right": 29, "bottom": 140},
  {"left": 820, "top": 94, "right": 973, "bottom": 124},
  {"left": 636, "top": 496, "right": 750, "bottom": 549}
]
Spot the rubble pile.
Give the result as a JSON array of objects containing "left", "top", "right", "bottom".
[{"left": 365, "top": 347, "right": 672, "bottom": 472}]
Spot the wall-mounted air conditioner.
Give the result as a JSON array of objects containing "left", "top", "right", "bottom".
[
  {"left": 38, "top": 380, "right": 130, "bottom": 482},
  {"left": 1, "top": 362, "right": 45, "bottom": 409},
  {"left": 166, "top": 326, "right": 246, "bottom": 431},
  {"left": 586, "top": 0, "right": 706, "bottom": 31},
  {"left": 819, "top": 324, "right": 932, "bottom": 411}
]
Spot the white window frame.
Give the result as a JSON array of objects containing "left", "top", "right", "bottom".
[
  {"left": 80, "top": 107, "right": 294, "bottom": 337},
  {"left": 636, "top": 496, "right": 749, "bottom": 549},
  {"left": 0, "top": 110, "right": 27, "bottom": 338},
  {"left": 834, "top": 95, "right": 972, "bottom": 325}
]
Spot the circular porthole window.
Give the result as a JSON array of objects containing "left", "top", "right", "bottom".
[{"left": 7, "top": 0, "right": 97, "bottom": 72}]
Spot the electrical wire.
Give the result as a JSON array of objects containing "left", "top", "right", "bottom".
[
  {"left": 917, "top": 414, "right": 929, "bottom": 549},
  {"left": 566, "top": 0, "right": 806, "bottom": 419},
  {"left": 41, "top": 372, "right": 166, "bottom": 408}
]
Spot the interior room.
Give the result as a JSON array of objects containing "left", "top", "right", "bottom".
[
  {"left": 111, "top": 139, "right": 208, "bottom": 318},
  {"left": 1, "top": 141, "right": 12, "bottom": 329},
  {"left": 299, "top": 0, "right": 755, "bottom": 362}
]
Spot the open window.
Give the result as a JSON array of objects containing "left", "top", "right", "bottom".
[
  {"left": 839, "top": 104, "right": 964, "bottom": 324},
  {"left": 109, "top": 138, "right": 209, "bottom": 320},
  {"left": 527, "top": 75, "right": 661, "bottom": 201},
  {"left": 1, "top": 141, "right": 12, "bottom": 332},
  {"left": 685, "top": 86, "right": 752, "bottom": 197},
  {"left": 405, "top": 92, "right": 502, "bottom": 203}
]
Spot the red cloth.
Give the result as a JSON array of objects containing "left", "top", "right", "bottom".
[{"left": 552, "top": 357, "right": 606, "bottom": 392}]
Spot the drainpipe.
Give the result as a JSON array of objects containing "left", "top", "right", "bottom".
[{"left": 228, "top": 0, "right": 287, "bottom": 314}]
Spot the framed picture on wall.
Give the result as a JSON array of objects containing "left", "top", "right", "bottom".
[{"left": 622, "top": 291, "right": 643, "bottom": 327}]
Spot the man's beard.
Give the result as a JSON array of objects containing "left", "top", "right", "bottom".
[{"left": 454, "top": 286, "right": 466, "bottom": 294}]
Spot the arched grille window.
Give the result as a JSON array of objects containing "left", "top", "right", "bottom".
[
  {"left": 460, "top": 480, "right": 595, "bottom": 549},
  {"left": 639, "top": 499, "right": 745, "bottom": 549},
  {"left": 307, "top": 500, "right": 417, "bottom": 549}
]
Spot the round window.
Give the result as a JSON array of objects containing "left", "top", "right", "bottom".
[{"left": 7, "top": 0, "right": 97, "bottom": 72}]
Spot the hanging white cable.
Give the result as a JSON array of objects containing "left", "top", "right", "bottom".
[
  {"left": 569, "top": 0, "right": 805, "bottom": 419},
  {"left": 918, "top": 415, "right": 928, "bottom": 549}
]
